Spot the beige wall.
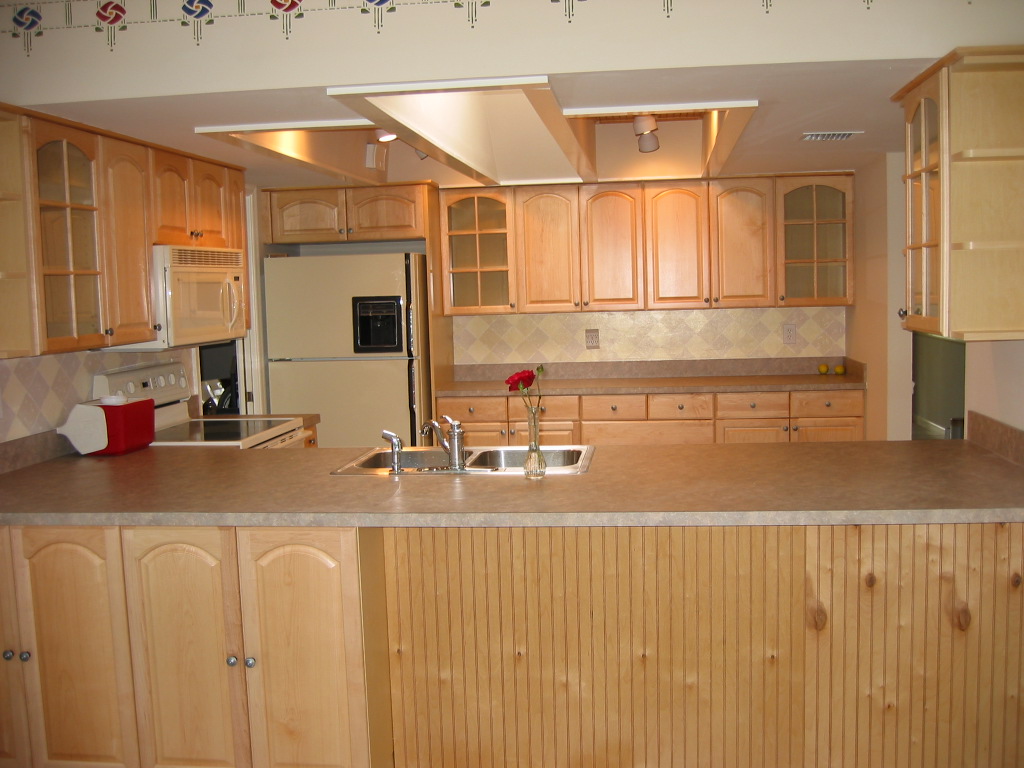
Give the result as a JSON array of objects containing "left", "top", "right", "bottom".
[{"left": 966, "top": 341, "right": 1024, "bottom": 431}]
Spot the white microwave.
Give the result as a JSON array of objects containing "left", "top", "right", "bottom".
[{"left": 118, "top": 245, "right": 247, "bottom": 349}]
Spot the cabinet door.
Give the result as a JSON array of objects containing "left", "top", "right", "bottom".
[
  {"left": 122, "top": 527, "right": 251, "bottom": 768},
  {"left": 462, "top": 423, "right": 510, "bottom": 446},
  {"left": 515, "top": 185, "right": 580, "bottom": 312},
  {"left": 441, "top": 188, "right": 516, "bottom": 314},
  {"left": 32, "top": 119, "right": 106, "bottom": 352},
  {"left": 0, "top": 110, "right": 38, "bottom": 358},
  {"left": 346, "top": 185, "right": 426, "bottom": 240},
  {"left": 715, "top": 418, "right": 791, "bottom": 443},
  {"left": 267, "top": 189, "right": 348, "bottom": 243},
  {"left": 225, "top": 167, "right": 247, "bottom": 252},
  {"left": 191, "top": 160, "right": 229, "bottom": 248},
  {"left": 99, "top": 138, "right": 156, "bottom": 345},
  {"left": 582, "top": 419, "right": 714, "bottom": 445},
  {"left": 151, "top": 150, "right": 192, "bottom": 246},
  {"left": 579, "top": 183, "right": 643, "bottom": 311},
  {"left": 709, "top": 177, "right": 776, "bottom": 307},
  {"left": 776, "top": 176, "right": 853, "bottom": 307},
  {"left": 0, "top": 529, "right": 29, "bottom": 768},
  {"left": 509, "top": 420, "right": 578, "bottom": 445},
  {"left": 10, "top": 526, "right": 139, "bottom": 768},
  {"left": 791, "top": 417, "right": 864, "bottom": 442},
  {"left": 644, "top": 181, "right": 711, "bottom": 308},
  {"left": 236, "top": 528, "right": 376, "bottom": 768}
]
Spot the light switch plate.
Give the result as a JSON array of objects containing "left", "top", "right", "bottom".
[{"left": 585, "top": 328, "right": 600, "bottom": 349}]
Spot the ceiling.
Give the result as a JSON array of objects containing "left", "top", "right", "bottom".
[{"left": 31, "top": 58, "right": 931, "bottom": 190}]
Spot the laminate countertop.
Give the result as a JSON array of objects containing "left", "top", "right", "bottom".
[{"left": 1, "top": 439, "right": 1021, "bottom": 528}]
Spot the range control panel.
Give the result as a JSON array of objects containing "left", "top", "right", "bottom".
[{"left": 92, "top": 363, "right": 191, "bottom": 406}]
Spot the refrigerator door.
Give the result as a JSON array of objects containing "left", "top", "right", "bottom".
[
  {"left": 264, "top": 251, "right": 409, "bottom": 359},
  {"left": 268, "top": 359, "right": 420, "bottom": 447}
]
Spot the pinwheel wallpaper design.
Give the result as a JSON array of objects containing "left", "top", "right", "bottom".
[{"left": 3, "top": 0, "right": 897, "bottom": 55}]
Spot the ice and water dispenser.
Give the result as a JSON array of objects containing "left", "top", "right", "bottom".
[{"left": 352, "top": 296, "right": 403, "bottom": 353}]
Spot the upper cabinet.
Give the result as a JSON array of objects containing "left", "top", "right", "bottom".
[
  {"left": 579, "top": 183, "right": 644, "bottom": 312},
  {"left": 775, "top": 175, "right": 853, "bottom": 307},
  {"left": 264, "top": 184, "right": 432, "bottom": 244},
  {"left": 894, "top": 46, "right": 1024, "bottom": 340},
  {"left": 441, "top": 187, "right": 516, "bottom": 314},
  {"left": 644, "top": 180, "right": 711, "bottom": 309},
  {"left": 31, "top": 119, "right": 107, "bottom": 352},
  {"left": 0, "top": 110, "right": 37, "bottom": 359},
  {"left": 709, "top": 177, "right": 776, "bottom": 308},
  {"left": 514, "top": 185, "right": 581, "bottom": 313},
  {"left": 152, "top": 150, "right": 237, "bottom": 249}
]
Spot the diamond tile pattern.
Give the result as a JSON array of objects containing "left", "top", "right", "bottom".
[
  {"left": 0, "top": 350, "right": 194, "bottom": 443},
  {"left": 454, "top": 307, "right": 846, "bottom": 364}
]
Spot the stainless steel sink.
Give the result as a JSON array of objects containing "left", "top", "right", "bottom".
[{"left": 332, "top": 445, "right": 594, "bottom": 476}]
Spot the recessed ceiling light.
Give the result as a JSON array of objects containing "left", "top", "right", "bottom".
[{"left": 802, "top": 131, "right": 864, "bottom": 142}]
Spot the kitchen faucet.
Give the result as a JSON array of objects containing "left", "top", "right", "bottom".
[
  {"left": 420, "top": 416, "right": 466, "bottom": 471},
  {"left": 381, "top": 429, "right": 403, "bottom": 474}
]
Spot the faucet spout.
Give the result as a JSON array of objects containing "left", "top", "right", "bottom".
[
  {"left": 420, "top": 420, "right": 450, "bottom": 453},
  {"left": 381, "top": 429, "right": 403, "bottom": 474}
]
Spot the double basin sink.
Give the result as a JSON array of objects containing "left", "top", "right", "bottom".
[{"left": 332, "top": 445, "right": 594, "bottom": 476}]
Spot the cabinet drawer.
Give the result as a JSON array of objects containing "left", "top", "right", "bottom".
[
  {"left": 715, "top": 392, "right": 789, "bottom": 419},
  {"left": 435, "top": 397, "right": 508, "bottom": 423},
  {"left": 581, "top": 420, "right": 714, "bottom": 446},
  {"left": 580, "top": 395, "right": 647, "bottom": 421},
  {"left": 510, "top": 395, "right": 579, "bottom": 421},
  {"left": 790, "top": 390, "right": 864, "bottom": 418},
  {"left": 647, "top": 393, "right": 714, "bottom": 420}
]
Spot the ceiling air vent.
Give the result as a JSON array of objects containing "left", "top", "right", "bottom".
[{"left": 802, "top": 131, "right": 864, "bottom": 142}]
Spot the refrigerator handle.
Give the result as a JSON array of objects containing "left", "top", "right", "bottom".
[
  {"left": 404, "top": 253, "right": 415, "bottom": 358},
  {"left": 408, "top": 358, "right": 419, "bottom": 446}
]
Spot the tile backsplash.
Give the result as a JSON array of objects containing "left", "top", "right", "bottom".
[
  {"left": 0, "top": 349, "right": 193, "bottom": 444},
  {"left": 453, "top": 307, "right": 846, "bottom": 365}
]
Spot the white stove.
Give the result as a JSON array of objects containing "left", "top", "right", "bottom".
[{"left": 93, "top": 363, "right": 308, "bottom": 449}]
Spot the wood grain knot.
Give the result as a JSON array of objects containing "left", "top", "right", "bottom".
[
  {"left": 810, "top": 603, "right": 828, "bottom": 631},
  {"left": 954, "top": 603, "right": 972, "bottom": 632},
  {"left": 864, "top": 572, "right": 877, "bottom": 588},
  {"left": 1012, "top": 572, "right": 1023, "bottom": 588}
]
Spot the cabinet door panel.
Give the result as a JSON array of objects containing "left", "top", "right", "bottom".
[
  {"left": 791, "top": 417, "right": 864, "bottom": 442},
  {"left": 347, "top": 185, "right": 426, "bottom": 240},
  {"left": 11, "top": 526, "right": 139, "bottom": 768},
  {"left": 715, "top": 392, "right": 789, "bottom": 419},
  {"left": 715, "top": 418, "right": 791, "bottom": 443},
  {"left": 122, "top": 527, "right": 250, "bottom": 768},
  {"left": 582, "top": 420, "right": 713, "bottom": 445},
  {"left": 509, "top": 420, "right": 578, "bottom": 445},
  {"left": 580, "top": 184, "right": 643, "bottom": 311},
  {"left": 710, "top": 178, "right": 775, "bottom": 307},
  {"left": 0, "top": 528, "right": 29, "bottom": 768},
  {"left": 515, "top": 186, "right": 580, "bottom": 312},
  {"left": 99, "top": 138, "right": 156, "bottom": 345},
  {"left": 644, "top": 181, "right": 711, "bottom": 308},
  {"left": 191, "top": 160, "right": 229, "bottom": 248},
  {"left": 151, "top": 151, "right": 192, "bottom": 246},
  {"left": 236, "top": 528, "right": 369, "bottom": 768},
  {"left": 268, "top": 189, "right": 347, "bottom": 243}
]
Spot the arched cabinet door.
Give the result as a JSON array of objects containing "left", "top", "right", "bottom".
[{"left": 709, "top": 177, "right": 776, "bottom": 308}]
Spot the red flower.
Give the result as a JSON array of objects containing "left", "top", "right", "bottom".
[{"left": 504, "top": 369, "right": 535, "bottom": 392}]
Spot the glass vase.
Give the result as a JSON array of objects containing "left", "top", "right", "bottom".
[{"left": 523, "top": 405, "right": 546, "bottom": 480}]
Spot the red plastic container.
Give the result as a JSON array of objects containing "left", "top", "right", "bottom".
[{"left": 93, "top": 399, "right": 155, "bottom": 455}]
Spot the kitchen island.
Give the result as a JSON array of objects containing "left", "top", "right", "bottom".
[{"left": 1, "top": 440, "right": 1022, "bottom": 768}]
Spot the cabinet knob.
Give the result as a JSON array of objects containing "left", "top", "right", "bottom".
[
  {"left": 153, "top": 323, "right": 162, "bottom": 332},
  {"left": 226, "top": 656, "right": 239, "bottom": 667},
  {"left": 19, "top": 651, "right": 30, "bottom": 662},
  {"left": 783, "top": 425, "right": 789, "bottom": 432},
  {"left": 677, "top": 404, "right": 685, "bottom": 410},
  {"left": 2, "top": 650, "right": 12, "bottom": 661},
  {"left": 825, "top": 401, "right": 832, "bottom": 408},
  {"left": 749, "top": 402, "right": 757, "bottom": 409},
  {"left": 348, "top": 228, "right": 354, "bottom": 234},
  {"left": 713, "top": 297, "right": 720, "bottom": 303},
  {"left": 582, "top": 300, "right": 590, "bottom": 307},
  {"left": 468, "top": 406, "right": 475, "bottom": 414},
  {"left": 104, "top": 328, "right": 114, "bottom": 336},
  {"left": 573, "top": 300, "right": 580, "bottom": 307},
  {"left": 540, "top": 406, "right": 546, "bottom": 413},
  {"left": 244, "top": 657, "right": 256, "bottom": 668},
  {"left": 779, "top": 295, "right": 786, "bottom": 302},
  {"left": 338, "top": 228, "right": 345, "bottom": 233},
  {"left": 500, "top": 429, "right": 507, "bottom": 436},
  {"left": 610, "top": 404, "right": 617, "bottom": 412},
  {"left": 897, "top": 308, "right": 908, "bottom": 319},
  {"left": 703, "top": 297, "right": 710, "bottom": 304},
  {"left": 510, "top": 302, "right": 516, "bottom": 309},
  {"left": 792, "top": 425, "right": 800, "bottom": 432}
]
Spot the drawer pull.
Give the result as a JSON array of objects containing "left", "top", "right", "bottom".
[
  {"left": 749, "top": 402, "right": 757, "bottom": 409},
  {"left": 782, "top": 425, "right": 789, "bottom": 432},
  {"left": 540, "top": 406, "right": 546, "bottom": 413},
  {"left": 677, "top": 404, "right": 685, "bottom": 411},
  {"left": 468, "top": 407, "right": 475, "bottom": 414},
  {"left": 825, "top": 401, "right": 832, "bottom": 408}
]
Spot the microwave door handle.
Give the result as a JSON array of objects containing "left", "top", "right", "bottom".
[{"left": 225, "top": 279, "right": 240, "bottom": 328}]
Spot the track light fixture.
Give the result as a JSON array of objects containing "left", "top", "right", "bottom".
[
  {"left": 374, "top": 128, "right": 397, "bottom": 142},
  {"left": 632, "top": 114, "right": 660, "bottom": 153}
]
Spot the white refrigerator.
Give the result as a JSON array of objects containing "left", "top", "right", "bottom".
[{"left": 263, "top": 251, "right": 431, "bottom": 448}]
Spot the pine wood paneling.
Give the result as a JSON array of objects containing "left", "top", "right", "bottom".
[{"left": 384, "top": 524, "right": 1024, "bottom": 768}]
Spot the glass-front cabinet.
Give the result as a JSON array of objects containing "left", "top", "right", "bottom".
[
  {"left": 775, "top": 175, "right": 853, "bottom": 307},
  {"left": 440, "top": 188, "right": 516, "bottom": 314},
  {"left": 32, "top": 120, "right": 106, "bottom": 352}
]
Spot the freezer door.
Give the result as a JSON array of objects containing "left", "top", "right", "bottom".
[
  {"left": 268, "top": 359, "right": 418, "bottom": 447},
  {"left": 264, "top": 252, "right": 408, "bottom": 359}
]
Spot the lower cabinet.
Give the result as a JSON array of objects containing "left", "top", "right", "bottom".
[
  {"left": 716, "top": 390, "right": 864, "bottom": 443},
  {"left": 581, "top": 393, "right": 715, "bottom": 445},
  {"left": 435, "top": 396, "right": 581, "bottom": 447},
  {"left": 2, "top": 526, "right": 390, "bottom": 768}
]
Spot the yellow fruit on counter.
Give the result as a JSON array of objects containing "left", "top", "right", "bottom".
[
  {"left": 835, "top": 364, "right": 846, "bottom": 375},
  {"left": 818, "top": 363, "right": 830, "bottom": 374}
]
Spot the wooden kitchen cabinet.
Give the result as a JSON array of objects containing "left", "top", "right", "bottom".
[
  {"left": 0, "top": 110, "right": 37, "bottom": 359},
  {"left": 236, "top": 528, "right": 392, "bottom": 768},
  {"left": 894, "top": 46, "right": 1024, "bottom": 340},
  {"left": 9, "top": 526, "right": 139, "bottom": 768},
  {"left": 98, "top": 137, "right": 157, "bottom": 346},
  {"left": 581, "top": 393, "right": 715, "bottom": 445},
  {"left": 514, "top": 185, "right": 580, "bottom": 313},
  {"left": 435, "top": 395, "right": 581, "bottom": 446},
  {"left": 434, "top": 396, "right": 509, "bottom": 446},
  {"left": 716, "top": 390, "right": 864, "bottom": 443},
  {"left": 775, "top": 174, "right": 853, "bottom": 307},
  {"left": 265, "top": 184, "right": 431, "bottom": 244},
  {"left": 440, "top": 188, "right": 516, "bottom": 314},
  {"left": 121, "top": 527, "right": 251, "bottom": 768},
  {"left": 508, "top": 395, "right": 580, "bottom": 445},
  {"left": 31, "top": 119, "right": 107, "bottom": 352},
  {"left": 151, "top": 150, "right": 234, "bottom": 248},
  {"left": 0, "top": 528, "right": 30, "bottom": 768},
  {"left": 579, "top": 183, "right": 644, "bottom": 311},
  {"left": 644, "top": 180, "right": 711, "bottom": 309},
  {"left": 709, "top": 177, "right": 776, "bottom": 308}
]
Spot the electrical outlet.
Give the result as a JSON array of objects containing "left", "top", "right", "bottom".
[
  {"left": 782, "top": 324, "right": 798, "bottom": 345},
  {"left": 585, "top": 328, "right": 600, "bottom": 349}
]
